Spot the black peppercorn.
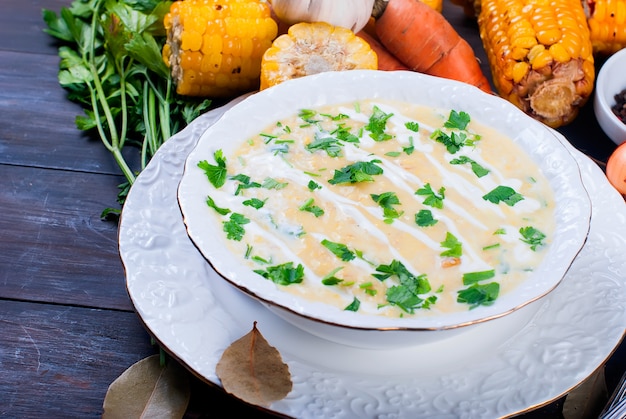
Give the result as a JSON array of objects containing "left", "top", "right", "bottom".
[{"left": 613, "top": 88, "right": 626, "bottom": 125}]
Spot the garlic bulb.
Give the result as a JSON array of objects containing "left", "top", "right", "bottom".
[{"left": 270, "top": 0, "right": 376, "bottom": 33}]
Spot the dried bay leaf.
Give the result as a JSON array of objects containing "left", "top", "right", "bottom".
[
  {"left": 102, "top": 354, "right": 190, "bottom": 419},
  {"left": 216, "top": 322, "right": 292, "bottom": 407}
]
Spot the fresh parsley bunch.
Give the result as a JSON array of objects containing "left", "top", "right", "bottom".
[{"left": 43, "top": 0, "right": 214, "bottom": 215}]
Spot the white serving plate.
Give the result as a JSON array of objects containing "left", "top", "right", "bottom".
[
  {"left": 176, "top": 70, "right": 592, "bottom": 347},
  {"left": 120, "top": 93, "right": 626, "bottom": 418}
]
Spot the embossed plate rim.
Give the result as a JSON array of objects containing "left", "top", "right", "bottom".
[{"left": 119, "top": 93, "right": 626, "bottom": 419}]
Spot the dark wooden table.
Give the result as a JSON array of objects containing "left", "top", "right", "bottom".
[{"left": 1, "top": 0, "right": 623, "bottom": 417}]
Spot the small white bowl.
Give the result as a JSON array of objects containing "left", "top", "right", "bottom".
[{"left": 594, "top": 48, "right": 626, "bottom": 145}]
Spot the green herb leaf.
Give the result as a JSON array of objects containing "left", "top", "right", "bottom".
[
  {"left": 365, "top": 106, "right": 393, "bottom": 142},
  {"left": 457, "top": 282, "right": 500, "bottom": 309},
  {"left": 307, "top": 180, "right": 321, "bottom": 191},
  {"left": 415, "top": 183, "right": 445, "bottom": 209},
  {"left": 430, "top": 129, "right": 467, "bottom": 154},
  {"left": 198, "top": 150, "right": 227, "bottom": 188},
  {"left": 440, "top": 232, "right": 462, "bottom": 258},
  {"left": 483, "top": 185, "right": 524, "bottom": 206},
  {"left": 462, "top": 269, "right": 495, "bottom": 285},
  {"left": 262, "top": 177, "right": 288, "bottom": 190},
  {"left": 223, "top": 213, "right": 250, "bottom": 241},
  {"left": 444, "top": 110, "right": 471, "bottom": 130},
  {"left": 321, "top": 239, "right": 355, "bottom": 261},
  {"left": 370, "top": 191, "right": 403, "bottom": 222},
  {"left": 299, "top": 198, "right": 324, "bottom": 217},
  {"left": 332, "top": 124, "right": 359, "bottom": 143},
  {"left": 321, "top": 267, "right": 344, "bottom": 285},
  {"left": 449, "top": 155, "right": 490, "bottom": 177},
  {"left": 230, "top": 173, "right": 261, "bottom": 195},
  {"left": 206, "top": 195, "right": 230, "bottom": 215},
  {"left": 519, "top": 226, "right": 546, "bottom": 251},
  {"left": 305, "top": 135, "right": 343, "bottom": 157},
  {"left": 374, "top": 260, "right": 432, "bottom": 314},
  {"left": 328, "top": 160, "right": 383, "bottom": 185},
  {"left": 242, "top": 198, "right": 266, "bottom": 209},
  {"left": 415, "top": 209, "right": 438, "bottom": 227},
  {"left": 405, "top": 121, "right": 420, "bottom": 132},
  {"left": 254, "top": 262, "right": 304, "bottom": 286},
  {"left": 344, "top": 297, "right": 361, "bottom": 312}
]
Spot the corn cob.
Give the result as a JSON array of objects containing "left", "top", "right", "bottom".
[
  {"left": 162, "top": 0, "right": 278, "bottom": 97},
  {"left": 584, "top": 0, "right": 626, "bottom": 55},
  {"left": 421, "top": 0, "right": 444, "bottom": 12},
  {"left": 477, "top": 0, "right": 595, "bottom": 128},
  {"left": 260, "top": 21, "right": 378, "bottom": 90}
]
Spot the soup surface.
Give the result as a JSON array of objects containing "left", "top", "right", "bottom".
[{"left": 196, "top": 100, "right": 555, "bottom": 318}]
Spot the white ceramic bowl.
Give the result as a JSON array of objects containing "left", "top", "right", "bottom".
[
  {"left": 594, "top": 48, "right": 626, "bottom": 145},
  {"left": 178, "top": 70, "right": 592, "bottom": 349}
]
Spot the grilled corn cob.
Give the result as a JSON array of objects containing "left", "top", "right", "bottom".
[
  {"left": 162, "top": 0, "right": 278, "bottom": 97},
  {"left": 584, "top": 0, "right": 626, "bottom": 55},
  {"left": 478, "top": 0, "right": 595, "bottom": 127},
  {"left": 260, "top": 21, "right": 378, "bottom": 90}
]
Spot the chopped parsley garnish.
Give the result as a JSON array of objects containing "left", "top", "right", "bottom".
[
  {"left": 299, "top": 198, "right": 324, "bottom": 217},
  {"left": 253, "top": 262, "right": 304, "bottom": 286},
  {"left": 385, "top": 151, "right": 402, "bottom": 157},
  {"left": 332, "top": 124, "right": 360, "bottom": 143},
  {"left": 223, "top": 213, "right": 250, "bottom": 241},
  {"left": 321, "top": 239, "right": 355, "bottom": 261},
  {"left": 344, "top": 297, "right": 360, "bottom": 312},
  {"left": 444, "top": 110, "right": 471, "bottom": 130},
  {"left": 440, "top": 232, "right": 462, "bottom": 258},
  {"left": 405, "top": 121, "right": 420, "bottom": 132},
  {"left": 205, "top": 195, "right": 230, "bottom": 215},
  {"left": 365, "top": 106, "right": 393, "bottom": 142},
  {"left": 230, "top": 173, "right": 261, "bottom": 195},
  {"left": 305, "top": 135, "right": 343, "bottom": 157},
  {"left": 519, "top": 226, "right": 546, "bottom": 251},
  {"left": 457, "top": 282, "right": 500, "bottom": 309},
  {"left": 370, "top": 191, "right": 403, "bottom": 223},
  {"left": 360, "top": 281, "right": 377, "bottom": 296},
  {"left": 298, "top": 109, "right": 320, "bottom": 124},
  {"left": 462, "top": 269, "right": 495, "bottom": 285},
  {"left": 328, "top": 160, "right": 383, "bottom": 184},
  {"left": 482, "top": 243, "right": 500, "bottom": 250},
  {"left": 430, "top": 129, "right": 469, "bottom": 154},
  {"left": 483, "top": 185, "right": 524, "bottom": 206},
  {"left": 494, "top": 228, "right": 506, "bottom": 235},
  {"left": 415, "top": 209, "right": 438, "bottom": 227},
  {"left": 198, "top": 149, "right": 227, "bottom": 188},
  {"left": 415, "top": 183, "right": 445, "bottom": 209},
  {"left": 321, "top": 267, "right": 344, "bottom": 285},
  {"left": 260, "top": 132, "right": 278, "bottom": 143},
  {"left": 403, "top": 137, "right": 415, "bottom": 155},
  {"left": 242, "top": 198, "right": 266, "bottom": 209},
  {"left": 449, "top": 155, "right": 490, "bottom": 177},
  {"left": 373, "top": 260, "right": 432, "bottom": 314},
  {"left": 262, "top": 177, "right": 288, "bottom": 190},
  {"left": 307, "top": 180, "right": 321, "bottom": 191}
]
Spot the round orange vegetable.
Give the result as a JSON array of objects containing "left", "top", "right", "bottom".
[{"left": 606, "top": 141, "right": 626, "bottom": 195}]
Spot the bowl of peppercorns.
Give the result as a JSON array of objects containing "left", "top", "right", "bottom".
[{"left": 594, "top": 48, "right": 626, "bottom": 145}]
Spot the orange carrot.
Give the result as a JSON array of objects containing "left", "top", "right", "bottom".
[
  {"left": 356, "top": 30, "right": 409, "bottom": 71},
  {"left": 374, "top": 0, "right": 492, "bottom": 93}
]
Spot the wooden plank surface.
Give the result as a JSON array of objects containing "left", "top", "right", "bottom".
[
  {"left": 0, "top": 300, "right": 157, "bottom": 417},
  {"left": 0, "top": 163, "right": 131, "bottom": 310},
  {"left": 0, "top": 49, "right": 138, "bottom": 175}
]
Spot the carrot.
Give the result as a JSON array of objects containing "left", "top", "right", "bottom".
[
  {"left": 356, "top": 30, "right": 410, "bottom": 71},
  {"left": 373, "top": 0, "right": 492, "bottom": 93}
]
